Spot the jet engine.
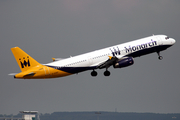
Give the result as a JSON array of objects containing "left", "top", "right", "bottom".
[{"left": 113, "top": 57, "right": 134, "bottom": 68}]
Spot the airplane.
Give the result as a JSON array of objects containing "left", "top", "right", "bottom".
[{"left": 10, "top": 35, "right": 175, "bottom": 79}]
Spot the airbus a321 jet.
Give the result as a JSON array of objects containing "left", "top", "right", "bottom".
[{"left": 10, "top": 35, "right": 175, "bottom": 79}]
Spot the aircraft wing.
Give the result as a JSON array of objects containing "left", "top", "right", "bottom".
[
  {"left": 52, "top": 58, "right": 65, "bottom": 61},
  {"left": 97, "top": 56, "right": 118, "bottom": 69},
  {"left": 97, "top": 55, "right": 132, "bottom": 69}
]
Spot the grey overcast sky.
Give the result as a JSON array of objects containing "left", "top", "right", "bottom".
[{"left": 0, "top": 0, "right": 180, "bottom": 114}]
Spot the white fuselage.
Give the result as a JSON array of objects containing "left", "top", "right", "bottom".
[{"left": 45, "top": 35, "right": 175, "bottom": 75}]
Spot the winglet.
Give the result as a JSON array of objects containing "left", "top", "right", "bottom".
[
  {"left": 52, "top": 58, "right": 56, "bottom": 61},
  {"left": 108, "top": 56, "right": 113, "bottom": 60}
]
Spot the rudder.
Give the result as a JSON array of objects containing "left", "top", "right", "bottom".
[{"left": 11, "top": 47, "right": 40, "bottom": 72}]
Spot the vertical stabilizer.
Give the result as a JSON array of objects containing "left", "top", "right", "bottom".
[{"left": 11, "top": 47, "right": 40, "bottom": 72}]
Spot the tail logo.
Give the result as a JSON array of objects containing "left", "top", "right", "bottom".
[{"left": 19, "top": 56, "right": 30, "bottom": 68}]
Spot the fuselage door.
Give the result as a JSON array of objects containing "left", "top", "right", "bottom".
[
  {"left": 44, "top": 67, "right": 50, "bottom": 76},
  {"left": 87, "top": 56, "right": 93, "bottom": 65},
  {"left": 156, "top": 36, "right": 163, "bottom": 45}
]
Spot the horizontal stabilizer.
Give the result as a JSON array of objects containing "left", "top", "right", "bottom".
[
  {"left": 23, "top": 72, "right": 36, "bottom": 77},
  {"left": 8, "top": 73, "right": 18, "bottom": 76}
]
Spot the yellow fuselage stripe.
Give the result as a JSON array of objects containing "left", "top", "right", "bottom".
[{"left": 15, "top": 65, "right": 72, "bottom": 79}]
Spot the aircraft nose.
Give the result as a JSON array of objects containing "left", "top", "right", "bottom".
[{"left": 170, "top": 38, "right": 176, "bottom": 45}]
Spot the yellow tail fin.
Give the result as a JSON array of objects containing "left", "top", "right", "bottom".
[{"left": 11, "top": 47, "right": 40, "bottom": 72}]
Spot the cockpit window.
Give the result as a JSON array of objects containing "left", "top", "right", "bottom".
[{"left": 165, "top": 36, "right": 169, "bottom": 40}]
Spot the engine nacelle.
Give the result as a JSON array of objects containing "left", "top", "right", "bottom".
[{"left": 113, "top": 57, "right": 134, "bottom": 68}]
